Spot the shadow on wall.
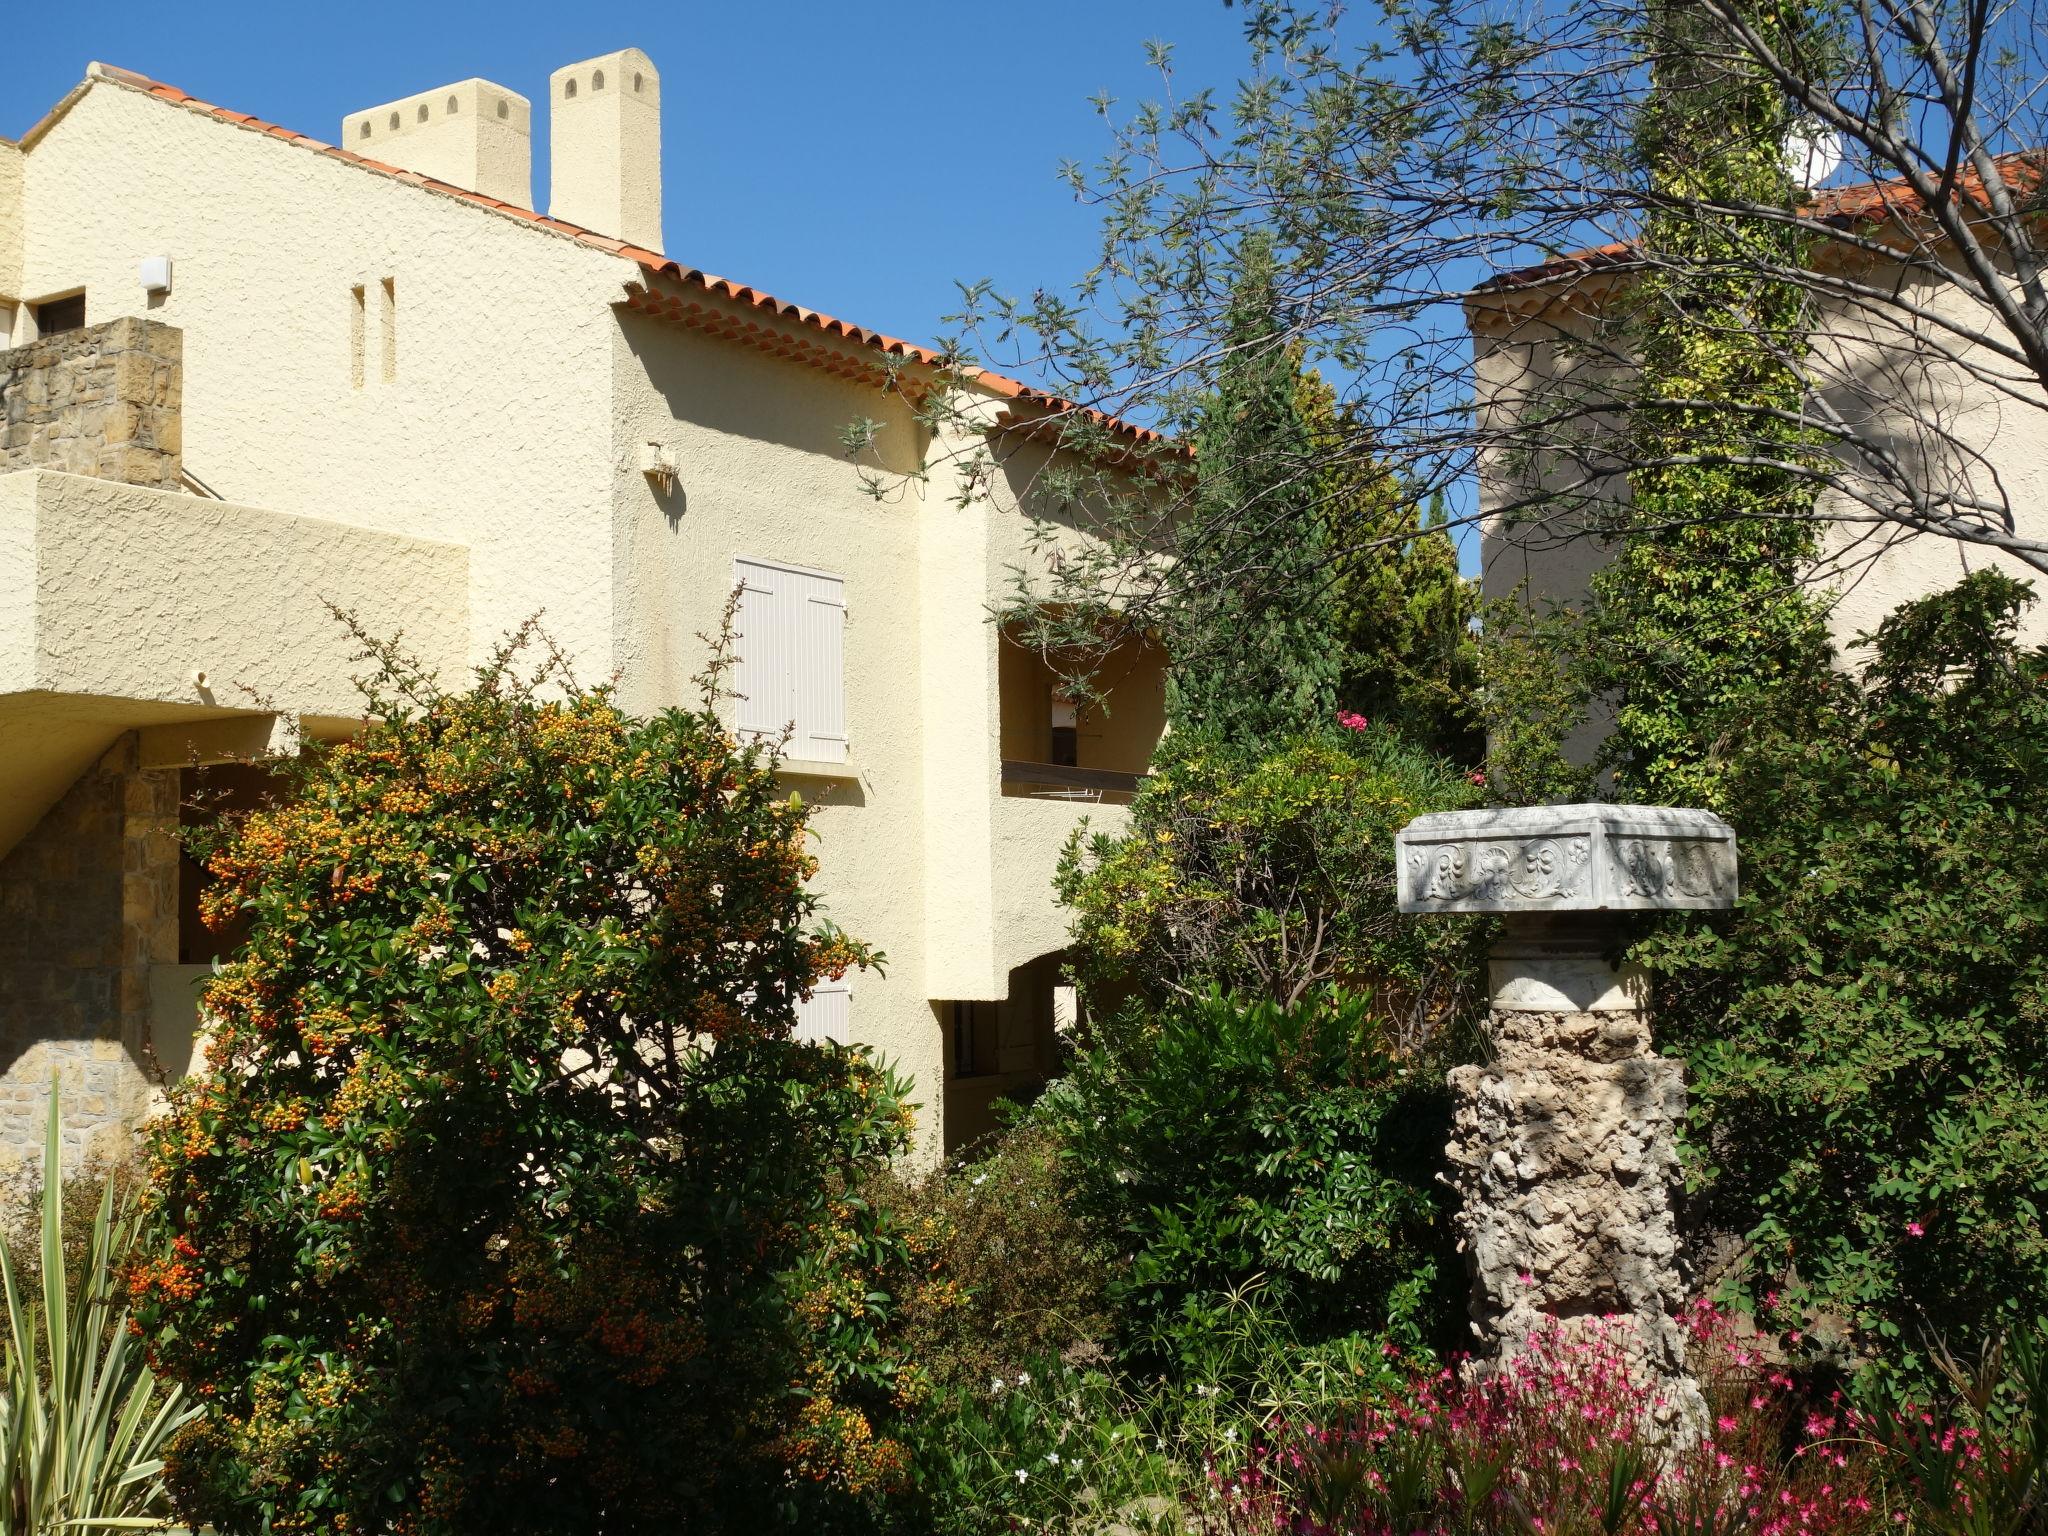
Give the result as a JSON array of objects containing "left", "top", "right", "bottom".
[
  {"left": 938, "top": 948, "right": 1079, "bottom": 1158},
  {"left": 0, "top": 741, "right": 295, "bottom": 1179},
  {"left": 0, "top": 735, "right": 179, "bottom": 1171},
  {"left": 617, "top": 310, "right": 928, "bottom": 475}
]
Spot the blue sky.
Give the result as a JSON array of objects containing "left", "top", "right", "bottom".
[{"left": 9, "top": 0, "right": 1257, "bottom": 362}]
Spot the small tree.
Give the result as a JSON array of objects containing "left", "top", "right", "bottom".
[
  {"left": 1056, "top": 722, "right": 1485, "bottom": 1035},
  {"left": 1168, "top": 239, "right": 1341, "bottom": 746},
  {"left": 133, "top": 618, "right": 929, "bottom": 1536}
]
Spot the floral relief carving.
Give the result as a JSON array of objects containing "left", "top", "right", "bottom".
[
  {"left": 1410, "top": 836, "right": 1590, "bottom": 904},
  {"left": 1616, "top": 837, "right": 1728, "bottom": 901},
  {"left": 1397, "top": 806, "right": 1738, "bottom": 913}
]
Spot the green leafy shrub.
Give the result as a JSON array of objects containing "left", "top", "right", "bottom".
[
  {"left": 1039, "top": 988, "right": 1463, "bottom": 1376},
  {"left": 1642, "top": 571, "right": 2048, "bottom": 1395},
  {"left": 1056, "top": 723, "right": 1487, "bottom": 1029},
  {"left": 878, "top": 1122, "right": 1114, "bottom": 1396},
  {"left": 1, "top": 1096, "right": 196, "bottom": 1536},
  {"left": 896, "top": 1363, "right": 1182, "bottom": 1536},
  {"left": 131, "top": 623, "right": 934, "bottom": 1536}
]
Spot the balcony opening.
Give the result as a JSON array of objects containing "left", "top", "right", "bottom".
[
  {"left": 999, "top": 627, "right": 1166, "bottom": 806},
  {"left": 941, "top": 951, "right": 1081, "bottom": 1156},
  {"left": 33, "top": 292, "right": 85, "bottom": 337}
]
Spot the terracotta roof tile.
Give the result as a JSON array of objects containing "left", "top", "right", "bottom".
[
  {"left": 1484, "top": 150, "right": 2047, "bottom": 293},
  {"left": 77, "top": 62, "right": 1164, "bottom": 447}
]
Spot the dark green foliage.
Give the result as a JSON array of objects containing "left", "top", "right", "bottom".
[
  {"left": 1299, "top": 363, "right": 1481, "bottom": 762},
  {"left": 1037, "top": 989, "right": 1465, "bottom": 1375},
  {"left": 1474, "top": 596, "right": 1599, "bottom": 808},
  {"left": 1641, "top": 572, "right": 2048, "bottom": 1395},
  {"left": 1056, "top": 722, "right": 1488, "bottom": 1023},
  {"left": 1173, "top": 239, "right": 1344, "bottom": 747},
  {"left": 876, "top": 1123, "right": 1115, "bottom": 1396},
  {"left": 1588, "top": 0, "right": 1833, "bottom": 808}
]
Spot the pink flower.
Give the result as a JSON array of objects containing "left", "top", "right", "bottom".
[
  {"left": 1906, "top": 1221, "right": 1925, "bottom": 1237},
  {"left": 1468, "top": 770, "right": 1488, "bottom": 786},
  {"left": 1336, "top": 710, "right": 1369, "bottom": 732}
]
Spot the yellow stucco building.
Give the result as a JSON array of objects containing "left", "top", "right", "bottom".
[{"left": 0, "top": 52, "right": 1167, "bottom": 1166}]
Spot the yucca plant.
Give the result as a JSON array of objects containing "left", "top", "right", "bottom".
[{"left": 0, "top": 1095, "right": 196, "bottom": 1533}]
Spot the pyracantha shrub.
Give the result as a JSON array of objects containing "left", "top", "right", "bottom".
[{"left": 133, "top": 615, "right": 930, "bottom": 1536}]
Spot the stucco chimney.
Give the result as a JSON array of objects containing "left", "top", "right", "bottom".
[
  {"left": 547, "top": 49, "right": 662, "bottom": 251},
  {"left": 342, "top": 80, "right": 532, "bottom": 208}
]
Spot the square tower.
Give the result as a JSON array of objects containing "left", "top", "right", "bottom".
[
  {"left": 548, "top": 49, "right": 662, "bottom": 252},
  {"left": 342, "top": 80, "right": 532, "bottom": 207}
]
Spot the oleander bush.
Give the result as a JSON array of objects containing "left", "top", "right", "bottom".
[
  {"left": 1038, "top": 988, "right": 1465, "bottom": 1379},
  {"left": 1640, "top": 572, "right": 2048, "bottom": 1397},
  {"left": 129, "top": 617, "right": 933, "bottom": 1536}
]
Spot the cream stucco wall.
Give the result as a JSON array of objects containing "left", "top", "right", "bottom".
[
  {"left": 608, "top": 308, "right": 949, "bottom": 1151},
  {"left": 0, "top": 138, "right": 22, "bottom": 308},
  {"left": 0, "top": 467, "right": 467, "bottom": 853},
  {"left": 17, "top": 75, "right": 621, "bottom": 674},
  {"left": 4, "top": 66, "right": 1160, "bottom": 1159},
  {"left": 1472, "top": 262, "right": 2048, "bottom": 660}
]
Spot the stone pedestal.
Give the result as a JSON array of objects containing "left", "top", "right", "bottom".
[{"left": 1395, "top": 805, "right": 1738, "bottom": 1440}]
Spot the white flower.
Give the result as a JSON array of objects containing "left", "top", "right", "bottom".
[
  {"left": 991, "top": 1378, "right": 1005, "bottom": 1394},
  {"left": 1045, "top": 1452, "right": 1061, "bottom": 1466},
  {"left": 1015, "top": 1469, "right": 1029, "bottom": 1483},
  {"left": 1017, "top": 1371, "right": 1031, "bottom": 1386},
  {"left": 1223, "top": 1427, "right": 1238, "bottom": 1443},
  {"left": 972, "top": 1174, "right": 988, "bottom": 1186}
]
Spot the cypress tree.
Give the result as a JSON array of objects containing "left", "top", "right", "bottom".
[{"left": 1170, "top": 238, "right": 1345, "bottom": 746}]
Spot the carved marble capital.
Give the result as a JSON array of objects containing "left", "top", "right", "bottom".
[{"left": 1395, "top": 804, "right": 1737, "bottom": 915}]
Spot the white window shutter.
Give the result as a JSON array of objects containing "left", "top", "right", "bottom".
[
  {"left": 794, "top": 981, "right": 852, "bottom": 1045},
  {"left": 733, "top": 560, "right": 791, "bottom": 742},
  {"left": 794, "top": 574, "right": 847, "bottom": 763}
]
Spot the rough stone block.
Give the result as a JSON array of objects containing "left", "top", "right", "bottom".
[{"left": 0, "top": 319, "right": 183, "bottom": 487}]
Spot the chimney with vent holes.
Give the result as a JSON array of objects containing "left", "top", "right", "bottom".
[
  {"left": 548, "top": 49, "right": 662, "bottom": 252},
  {"left": 342, "top": 80, "right": 532, "bottom": 207}
]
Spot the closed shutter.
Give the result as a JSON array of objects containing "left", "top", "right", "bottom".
[
  {"left": 733, "top": 558, "right": 846, "bottom": 761},
  {"left": 794, "top": 575, "right": 847, "bottom": 763},
  {"left": 734, "top": 559, "right": 790, "bottom": 742},
  {"left": 793, "top": 981, "right": 852, "bottom": 1045}
]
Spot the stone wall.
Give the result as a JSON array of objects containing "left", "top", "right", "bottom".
[
  {"left": 0, "top": 733, "right": 177, "bottom": 1181},
  {"left": 1445, "top": 1003, "right": 1703, "bottom": 1437},
  {"left": 0, "top": 317, "right": 182, "bottom": 489}
]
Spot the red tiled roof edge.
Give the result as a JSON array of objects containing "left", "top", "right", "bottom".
[
  {"left": 1478, "top": 149, "right": 2046, "bottom": 295},
  {"left": 76, "top": 62, "right": 1165, "bottom": 447}
]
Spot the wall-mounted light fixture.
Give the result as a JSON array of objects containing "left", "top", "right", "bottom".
[
  {"left": 139, "top": 256, "right": 174, "bottom": 296},
  {"left": 638, "top": 440, "right": 679, "bottom": 496}
]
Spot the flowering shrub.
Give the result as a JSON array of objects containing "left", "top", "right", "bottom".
[
  {"left": 1206, "top": 1309, "right": 1886, "bottom": 1535},
  {"left": 132, "top": 619, "right": 931, "bottom": 1536},
  {"left": 1056, "top": 722, "right": 1486, "bottom": 1023},
  {"left": 1641, "top": 572, "right": 2048, "bottom": 1392}
]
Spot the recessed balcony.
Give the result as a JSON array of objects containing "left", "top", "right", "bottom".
[{"left": 997, "top": 629, "right": 1164, "bottom": 807}]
